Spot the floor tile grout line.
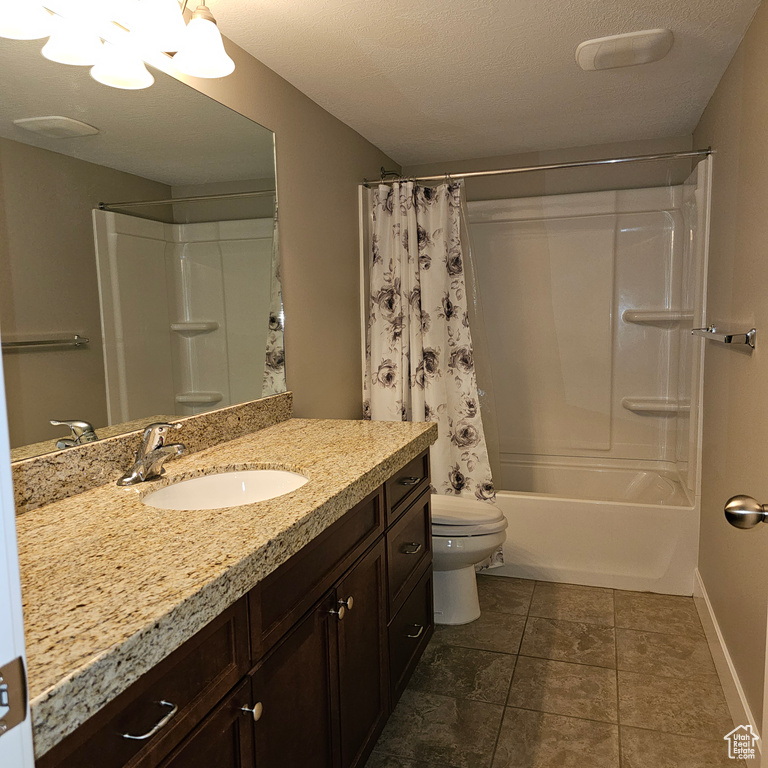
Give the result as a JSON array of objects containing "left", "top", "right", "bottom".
[
  {"left": 488, "top": 606, "right": 530, "bottom": 767},
  {"left": 525, "top": 612, "right": 706, "bottom": 640},
  {"left": 503, "top": 702, "right": 618, "bottom": 727},
  {"left": 613, "top": 587, "right": 623, "bottom": 768},
  {"left": 516, "top": 652, "right": 617, "bottom": 671},
  {"left": 615, "top": 721, "right": 734, "bottom": 745}
]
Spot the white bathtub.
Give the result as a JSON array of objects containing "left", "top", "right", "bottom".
[{"left": 490, "top": 464, "right": 700, "bottom": 595}]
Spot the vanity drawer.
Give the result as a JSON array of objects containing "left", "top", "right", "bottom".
[
  {"left": 39, "top": 598, "right": 250, "bottom": 768},
  {"left": 388, "top": 567, "right": 433, "bottom": 705},
  {"left": 250, "top": 486, "right": 384, "bottom": 660},
  {"left": 385, "top": 450, "right": 430, "bottom": 524},
  {"left": 386, "top": 490, "right": 432, "bottom": 618}
]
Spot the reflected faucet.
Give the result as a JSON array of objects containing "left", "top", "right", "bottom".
[
  {"left": 51, "top": 419, "right": 99, "bottom": 450},
  {"left": 117, "top": 422, "right": 187, "bottom": 486}
]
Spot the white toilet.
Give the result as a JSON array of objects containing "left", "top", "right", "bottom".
[{"left": 431, "top": 494, "right": 509, "bottom": 625}]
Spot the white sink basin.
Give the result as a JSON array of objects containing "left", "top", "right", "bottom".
[{"left": 142, "top": 469, "right": 309, "bottom": 510}]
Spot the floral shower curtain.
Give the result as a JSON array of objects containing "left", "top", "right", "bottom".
[
  {"left": 364, "top": 181, "right": 495, "bottom": 503},
  {"left": 262, "top": 210, "right": 286, "bottom": 397}
]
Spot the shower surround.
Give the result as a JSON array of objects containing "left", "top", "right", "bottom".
[{"left": 467, "top": 160, "right": 710, "bottom": 594}]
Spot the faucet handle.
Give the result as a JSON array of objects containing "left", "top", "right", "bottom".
[
  {"left": 140, "top": 422, "right": 182, "bottom": 454},
  {"left": 51, "top": 419, "right": 98, "bottom": 444}
]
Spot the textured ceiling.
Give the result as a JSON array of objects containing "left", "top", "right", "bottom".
[
  {"left": 0, "top": 38, "right": 275, "bottom": 186},
  {"left": 208, "top": 0, "right": 762, "bottom": 165}
]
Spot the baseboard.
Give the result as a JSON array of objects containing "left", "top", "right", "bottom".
[{"left": 694, "top": 568, "right": 761, "bottom": 755}]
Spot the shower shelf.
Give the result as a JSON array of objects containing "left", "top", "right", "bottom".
[
  {"left": 622, "top": 398, "right": 691, "bottom": 414},
  {"left": 622, "top": 310, "right": 694, "bottom": 325},
  {"left": 170, "top": 321, "right": 219, "bottom": 336},
  {"left": 175, "top": 392, "right": 223, "bottom": 405}
]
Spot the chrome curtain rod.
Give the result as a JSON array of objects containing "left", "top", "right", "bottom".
[
  {"left": 362, "top": 148, "right": 712, "bottom": 187},
  {"left": 2, "top": 334, "right": 89, "bottom": 351},
  {"left": 98, "top": 189, "right": 276, "bottom": 211}
]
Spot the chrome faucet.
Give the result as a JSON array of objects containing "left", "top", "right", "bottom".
[
  {"left": 50, "top": 419, "right": 99, "bottom": 450},
  {"left": 117, "top": 422, "right": 187, "bottom": 486}
]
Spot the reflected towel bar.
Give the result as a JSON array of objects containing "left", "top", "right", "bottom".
[
  {"left": 691, "top": 325, "right": 756, "bottom": 349},
  {"left": 2, "top": 334, "right": 89, "bottom": 350}
]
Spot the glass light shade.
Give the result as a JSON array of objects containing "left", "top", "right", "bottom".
[
  {"left": 90, "top": 44, "right": 155, "bottom": 89},
  {"left": 173, "top": 13, "right": 235, "bottom": 78},
  {"left": 0, "top": 3, "right": 53, "bottom": 40},
  {"left": 41, "top": 16, "right": 104, "bottom": 65},
  {"left": 133, "top": 0, "right": 187, "bottom": 52}
]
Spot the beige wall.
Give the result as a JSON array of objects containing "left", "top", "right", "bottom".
[
  {"left": 403, "top": 136, "right": 695, "bottom": 200},
  {"left": 0, "top": 138, "right": 171, "bottom": 448},
  {"left": 187, "top": 41, "right": 397, "bottom": 419},
  {"left": 694, "top": 0, "right": 768, "bottom": 726}
]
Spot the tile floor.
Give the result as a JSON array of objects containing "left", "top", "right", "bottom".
[{"left": 367, "top": 576, "right": 734, "bottom": 768}]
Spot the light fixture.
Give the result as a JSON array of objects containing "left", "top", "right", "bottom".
[
  {"left": 133, "top": 0, "right": 187, "bottom": 53},
  {"left": 173, "top": 2, "right": 235, "bottom": 79},
  {"left": 576, "top": 29, "right": 674, "bottom": 71},
  {"left": 2, "top": 0, "right": 236, "bottom": 91},
  {"left": 41, "top": 14, "right": 104, "bottom": 66},
  {"left": 91, "top": 42, "right": 155, "bottom": 89},
  {"left": 0, "top": 2, "right": 53, "bottom": 40}
]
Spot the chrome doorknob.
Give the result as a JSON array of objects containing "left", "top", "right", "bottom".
[{"left": 724, "top": 495, "right": 768, "bottom": 529}]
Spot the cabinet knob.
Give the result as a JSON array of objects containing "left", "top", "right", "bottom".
[
  {"left": 338, "top": 596, "right": 354, "bottom": 611},
  {"left": 329, "top": 605, "right": 346, "bottom": 621},
  {"left": 242, "top": 702, "right": 263, "bottom": 722},
  {"left": 399, "top": 476, "right": 421, "bottom": 486},
  {"left": 401, "top": 542, "right": 423, "bottom": 555}
]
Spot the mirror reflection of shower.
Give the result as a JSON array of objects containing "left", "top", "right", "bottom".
[{"left": 94, "top": 192, "right": 283, "bottom": 425}]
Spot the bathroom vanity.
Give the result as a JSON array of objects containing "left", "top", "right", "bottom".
[{"left": 16, "top": 414, "right": 436, "bottom": 768}]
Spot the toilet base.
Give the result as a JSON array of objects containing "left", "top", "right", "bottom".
[{"left": 432, "top": 566, "right": 481, "bottom": 625}]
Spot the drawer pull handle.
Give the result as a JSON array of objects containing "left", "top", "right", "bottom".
[
  {"left": 242, "top": 702, "right": 263, "bottom": 722},
  {"left": 401, "top": 542, "right": 423, "bottom": 555},
  {"left": 338, "top": 596, "right": 354, "bottom": 611},
  {"left": 405, "top": 624, "right": 424, "bottom": 639},
  {"left": 329, "top": 605, "right": 346, "bottom": 621},
  {"left": 399, "top": 476, "right": 421, "bottom": 486},
  {"left": 122, "top": 701, "right": 178, "bottom": 740}
]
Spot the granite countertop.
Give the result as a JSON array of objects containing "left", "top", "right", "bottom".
[{"left": 16, "top": 417, "right": 437, "bottom": 758}]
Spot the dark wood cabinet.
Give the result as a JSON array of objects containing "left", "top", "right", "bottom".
[
  {"left": 158, "top": 680, "right": 255, "bottom": 768},
  {"left": 250, "top": 593, "right": 339, "bottom": 768},
  {"left": 39, "top": 451, "right": 433, "bottom": 768},
  {"left": 38, "top": 599, "right": 251, "bottom": 768},
  {"left": 250, "top": 539, "right": 389, "bottom": 768},
  {"left": 336, "top": 540, "right": 388, "bottom": 768}
]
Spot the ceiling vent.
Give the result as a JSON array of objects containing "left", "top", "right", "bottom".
[
  {"left": 576, "top": 29, "right": 674, "bottom": 71},
  {"left": 12, "top": 116, "right": 100, "bottom": 139}
]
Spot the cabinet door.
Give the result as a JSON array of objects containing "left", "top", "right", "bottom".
[
  {"left": 251, "top": 594, "right": 340, "bottom": 768},
  {"left": 158, "top": 680, "right": 255, "bottom": 768},
  {"left": 336, "top": 539, "right": 388, "bottom": 768}
]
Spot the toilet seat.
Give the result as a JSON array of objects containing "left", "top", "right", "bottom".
[{"left": 431, "top": 494, "right": 508, "bottom": 537}]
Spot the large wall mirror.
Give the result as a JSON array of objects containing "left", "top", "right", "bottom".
[{"left": 0, "top": 38, "right": 285, "bottom": 461}]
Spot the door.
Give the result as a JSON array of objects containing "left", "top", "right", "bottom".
[
  {"left": 0, "top": 331, "right": 34, "bottom": 766},
  {"left": 336, "top": 539, "right": 388, "bottom": 768},
  {"left": 251, "top": 592, "right": 340, "bottom": 768}
]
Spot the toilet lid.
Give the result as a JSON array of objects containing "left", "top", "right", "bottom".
[
  {"left": 432, "top": 518, "right": 509, "bottom": 537},
  {"left": 430, "top": 494, "right": 505, "bottom": 526}
]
